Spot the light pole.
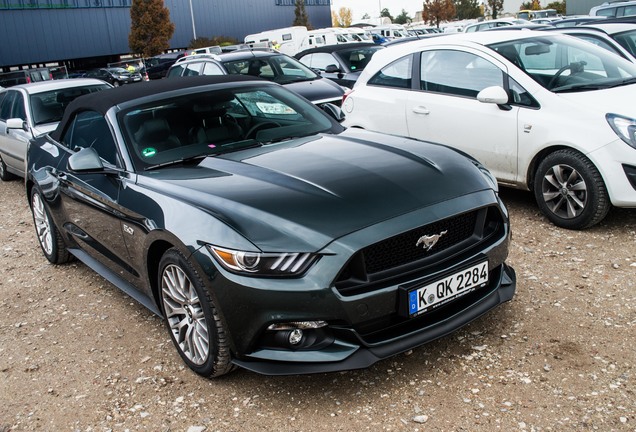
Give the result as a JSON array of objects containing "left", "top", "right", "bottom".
[{"left": 188, "top": 0, "right": 197, "bottom": 40}]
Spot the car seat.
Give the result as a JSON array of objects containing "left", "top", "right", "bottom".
[
  {"left": 134, "top": 118, "right": 181, "bottom": 153},
  {"left": 189, "top": 96, "right": 243, "bottom": 145}
]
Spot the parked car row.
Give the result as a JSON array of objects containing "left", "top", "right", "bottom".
[
  {"left": 3, "top": 23, "right": 636, "bottom": 379},
  {"left": 166, "top": 49, "right": 346, "bottom": 108},
  {"left": 84, "top": 67, "right": 144, "bottom": 87}
]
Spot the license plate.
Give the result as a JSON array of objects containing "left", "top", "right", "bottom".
[{"left": 405, "top": 261, "right": 488, "bottom": 317}]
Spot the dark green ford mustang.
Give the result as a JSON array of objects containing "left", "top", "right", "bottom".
[{"left": 26, "top": 75, "right": 516, "bottom": 377}]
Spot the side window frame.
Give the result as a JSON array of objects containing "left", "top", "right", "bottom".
[
  {"left": 419, "top": 49, "right": 505, "bottom": 99},
  {"left": 61, "top": 110, "right": 120, "bottom": 167},
  {"left": 0, "top": 91, "right": 17, "bottom": 121},
  {"left": 12, "top": 91, "right": 26, "bottom": 121},
  {"left": 368, "top": 54, "right": 413, "bottom": 89}
]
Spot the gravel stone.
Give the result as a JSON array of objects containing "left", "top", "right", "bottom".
[{"left": 0, "top": 182, "right": 634, "bottom": 431}]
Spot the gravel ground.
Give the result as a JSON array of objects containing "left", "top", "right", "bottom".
[{"left": 0, "top": 177, "right": 635, "bottom": 432}]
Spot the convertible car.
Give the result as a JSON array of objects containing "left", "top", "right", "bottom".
[{"left": 26, "top": 75, "right": 516, "bottom": 377}]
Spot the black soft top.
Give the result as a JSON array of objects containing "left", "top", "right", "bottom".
[{"left": 51, "top": 75, "right": 261, "bottom": 141}]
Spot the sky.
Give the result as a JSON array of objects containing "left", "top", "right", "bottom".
[{"left": 330, "top": 0, "right": 525, "bottom": 22}]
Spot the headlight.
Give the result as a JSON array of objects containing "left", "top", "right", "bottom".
[
  {"left": 607, "top": 113, "right": 636, "bottom": 149},
  {"left": 206, "top": 245, "right": 318, "bottom": 277}
]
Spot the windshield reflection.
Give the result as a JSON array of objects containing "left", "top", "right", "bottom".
[
  {"left": 488, "top": 34, "right": 636, "bottom": 92},
  {"left": 120, "top": 84, "right": 339, "bottom": 171}
]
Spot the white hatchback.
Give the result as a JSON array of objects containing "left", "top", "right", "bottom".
[{"left": 342, "top": 31, "right": 636, "bottom": 229}]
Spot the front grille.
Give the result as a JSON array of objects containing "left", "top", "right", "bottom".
[
  {"left": 334, "top": 206, "right": 505, "bottom": 296},
  {"left": 364, "top": 212, "right": 476, "bottom": 274}
]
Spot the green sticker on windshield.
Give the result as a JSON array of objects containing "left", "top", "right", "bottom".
[{"left": 141, "top": 147, "right": 156, "bottom": 157}]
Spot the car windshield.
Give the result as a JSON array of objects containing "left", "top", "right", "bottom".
[
  {"left": 338, "top": 46, "right": 383, "bottom": 71},
  {"left": 612, "top": 29, "right": 636, "bottom": 58},
  {"left": 488, "top": 34, "right": 636, "bottom": 92},
  {"left": 119, "top": 83, "right": 340, "bottom": 171},
  {"left": 30, "top": 84, "right": 111, "bottom": 126},
  {"left": 109, "top": 68, "right": 128, "bottom": 74},
  {"left": 222, "top": 55, "right": 319, "bottom": 84}
]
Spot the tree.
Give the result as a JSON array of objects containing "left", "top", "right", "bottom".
[
  {"left": 394, "top": 9, "right": 412, "bottom": 24},
  {"left": 454, "top": 0, "right": 482, "bottom": 20},
  {"left": 362, "top": 12, "right": 371, "bottom": 19},
  {"left": 332, "top": 7, "right": 353, "bottom": 27},
  {"left": 520, "top": 0, "right": 542, "bottom": 10},
  {"left": 546, "top": 0, "right": 566, "bottom": 14},
  {"left": 422, "top": 0, "right": 456, "bottom": 28},
  {"left": 293, "top": 0, "right": 313, "bottom": 29},
  {"left": 380, "top": 8, "right": 394, "bottom": 21},
  {"left": 486, "top": 0, "right": 504, "bottom": 19},
  {"left": 129, "top": 0, "right": 175, "bottom": 57}
]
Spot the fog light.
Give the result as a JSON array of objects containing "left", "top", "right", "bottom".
[{"left": 289, "top": 328, "right": 303, "bottom": 345}]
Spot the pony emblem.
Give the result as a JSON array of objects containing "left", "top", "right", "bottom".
[{"left": 415, "top": 230, "right": 448, "bottom": 251}]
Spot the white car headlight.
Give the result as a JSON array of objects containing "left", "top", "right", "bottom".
[
  {"left": 607, "top": 113, "right": 636, "bottom": 149},
  {"left": 207, "top": 245, "right": 318, "bottom": 277}
]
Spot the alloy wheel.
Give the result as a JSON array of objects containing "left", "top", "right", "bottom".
[
  {"left": 541, "top": 163, "right": 587, "bottom": 220},
  {"left": 161, "top": 264, "right": 210, "bottom": 365},
  {"left": 31, "top": 192, "right": 53, "bottom": 256}
]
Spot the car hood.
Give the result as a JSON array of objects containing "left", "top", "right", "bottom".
[
  {"left": 284, "top": 77, "right": 344, "bottom": 103},
  {"left": 557, "top": 84, "right": 636, "bottom": 116},
  {"left": 140, "top": 129, "right": 494, "bottom": 251}
]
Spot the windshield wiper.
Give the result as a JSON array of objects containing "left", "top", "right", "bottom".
[
  {"left": 607, "top": 77, "right": 636, "bottom": 88},
  {"left": 553, "top": 77, "right": 636, "bottom": 93}
]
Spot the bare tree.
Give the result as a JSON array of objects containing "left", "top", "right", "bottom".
[{"left": 486, "top": 0, "right": 504, "bottom": 19}]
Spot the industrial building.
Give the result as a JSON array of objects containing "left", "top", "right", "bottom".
[{"left": 0, "top": 0, "right": 332, "bottom": 72}]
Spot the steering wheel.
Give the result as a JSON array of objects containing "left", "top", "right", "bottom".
[
  {"left": 548, "top": 61, "right": 586, "bottom": 90},
  {"left": 244, "top": 121, "right": 281, "bottom": 139}
]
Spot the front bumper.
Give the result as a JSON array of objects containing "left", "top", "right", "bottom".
[
  {"left": 589, "top": 139, "right": 636, "bottom": 207},
  {"left": 233, "top": 263, "right": 516, "bottom": 375},
  {"left": 193, "top": 190, "right": 516, "bottom": 375}
]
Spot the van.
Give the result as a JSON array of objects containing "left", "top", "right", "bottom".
[
  {"left": 372, "top": 24, "right": 409, "bottom": 39},
  {"left": 190, "top": 45, "right": 222, "bottom": 55},
  {"left": 0, "top": 68, "right": 52, "bottom": 88},
  {"left": 245, "top": 26, "right": 312, "bottom": 56},
  {"left": 590, "top": 0, "right": 636, "bottom": 17}
]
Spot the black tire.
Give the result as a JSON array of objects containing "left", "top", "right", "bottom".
[
  {"left": 0, "top": 156, "right": 17, "bottom": 181},
  {"left": 30, "top": 187, "right": 72, "bottom": 264},
  {"left": 158, "top": 248, "right": 235, "bottom": 377},
  {"left": 533, "top": 149, "right": 610, "bottom": 230}
]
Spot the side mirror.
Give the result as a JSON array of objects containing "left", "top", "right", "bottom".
[
  {"left": 325, "top": 64, "right": 341, "bottom": 73},
  {"left": 68, "top": 147, "right": 104, "bottom": 172},
  {"left": 322, "top": 103, "right": 346, "bottom": 122},
  {"left": 477, "top": 86, "right": 509, "bottom": 105},
  {"left": 6, "top": 118, "right": 29, "bottom": 133}
]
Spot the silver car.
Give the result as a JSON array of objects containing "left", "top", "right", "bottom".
[{"left": 0, "top": 78, "right": 111, "bottom": 180}]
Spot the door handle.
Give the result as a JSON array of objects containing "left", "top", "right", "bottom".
[{"left": 412, "top": 106, "right": 430, "bottom": 115}]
